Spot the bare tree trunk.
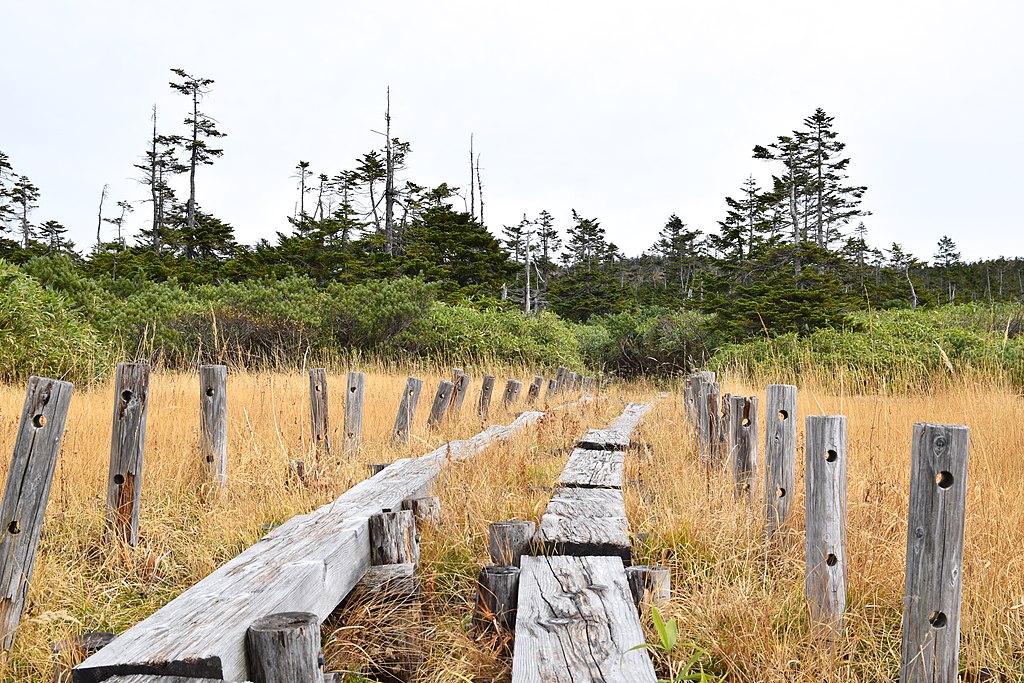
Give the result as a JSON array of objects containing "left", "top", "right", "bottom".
[
  {"left": 96, "top": 184, "right": 108, "bottom": 248},
  {"left": 476, "top": 152, "right": 484, "bottom": 225},
  {"left": 524, "top": 231, "right": 532, "bottom": 314},
  {"left": 905, "top": 265, "right": 918, "bottom": 310},
  {"left": 469, "top": 134, "right": 475, "bottom": 221},
  {"left": 384, "top": 87, "right": 395, "bottom": 256},
  {"left": 188, "top": 88, "right": 198, "bottom": 231}
]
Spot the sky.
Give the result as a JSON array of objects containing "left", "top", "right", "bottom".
[{"left": 2, "top": 0, "right": 1022, "bottom": 262}]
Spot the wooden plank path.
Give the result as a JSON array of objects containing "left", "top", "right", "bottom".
[
  {"left": 577, "top": 402, "right": 653, "bottom": 450},
  {"left": 536, "top": 488, "right": 630, "bottom": 561},
  {"left": 76, "top": 412, "right": 545, "bottom": 683},
  {"left": 556, "top": 448, "right": 624, "bottom": 489},
  {"left": 512, "top": 556, "right": 656, "bottom": 682}
]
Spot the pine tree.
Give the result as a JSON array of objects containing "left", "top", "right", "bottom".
[
  {"left": 712, "top": 176, "right": 766, "bottom": 260},
  {"left": 565, "top": 210, "right": 607, "bottom": 271},
  {"left": 801, "top": 108, "right": 869, "bottom": 248},
  {"left": 0, "top": 151, "right": 15, "bottom": 232},
  {"left": 934, "top": 235, "right": 962, "bottom": 303},
  {"left": 38, "top": 220, "right": 71, "bottom": 253},
  {"left": 168, "top": 68, "right": 225, "bottom": 234},
  {"left": 654, "top": 214, "right": 701, "bottom": 298},
  {"left": 9, "top": 175, "right": 40, "bottom": 248},
  {"left": 135, "top": 105, "right": 186, "bottom": 251}
]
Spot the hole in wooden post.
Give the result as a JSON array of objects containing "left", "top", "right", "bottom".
[
  {"left": 205, "top": 386, "right": 215, "bottom": 397},
  {"left": 32, "top": 414, "right": 46, "bottom": 428},
  {"left": 114, "top": 474, "right": 125, "bottom": 485},
  {"left": 8, "top": 521, "right": 20, "bottom": 534},
  {"left": 928, "top": 611, "right": 947, "bottom": 628},
  {"left": 206, "top": 455, "right": 214, "bottom": 463},
  {"left": 314, "top": 384, "right": 321, "bottom": 392},
  {"left": 777, "top": 487, "right": 786, "bottom": 498},
  {"left": 825, "top": 553, "right": 838, "bottom": 567},
  {"left": 777, "top": 409, "right": 789, "bottom": 420},
  {"left": 350, "top": 385, "right": 357, "bottom": 393},
  {"left": 935, "top": 471, "right": 954, "bottom": 489},
  {"left": 824, "top": 449, "right": 838, "bottom": 462},
  {"left": 347, "top": 432, "right": 354, "bottom": 438},
  {"left": 741, "top": 417, "right": 751, "bottom": 427},
  {"left": 121, "top": 390, "right": 133, "bottom": 402}
]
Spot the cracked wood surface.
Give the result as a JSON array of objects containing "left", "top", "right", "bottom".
[
  {"left": 577, "top": 402, "right": 652, "bottom": 450},
  {"left": 536, "top": 488, "right": 630, "bottom": 562},
  {"left": 556, "top": 448, "right": 624, "bottom": 489},
  {"left": 512, "top": 555, "right": 656, "bottom": 682}
]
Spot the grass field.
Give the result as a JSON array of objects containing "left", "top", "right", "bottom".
[{"left": 1, "top": 367, "right": 1022, "bottom": 681}]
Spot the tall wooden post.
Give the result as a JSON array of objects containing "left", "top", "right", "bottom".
[
  {"left": 805, "top": 415, "right": 847, "bottom": 635},
  {"left": 698, "top": 381, "right": 719, "bottom": 466},
  {"left": 764, "top": 384, "right": 797, "bottom": 537},
  {"left": 308, "top": 368, "right": 331, "bottom": 459},
  {"left": 200, "top": 365, "right": 228, "bottom": 489},
  {"left": 900, "top": 423, "right": 970, "bottom": 683},
  {"left": 427, "top": 380, "right": 455, "bottom": 428},
  {"left": 391, "top": 376, "right": 423, "bottom": 446},
  {"left": 343, "top": 371, "right": 365, "bottom": 453},
  {"left": 106, "top": 362, "right": 150, "bottom": 547},
  {"left": 451, "top": 372, "right": 470, "bottom": 414},
  {"left": 0, "top": 376, "right": 73, "bottom": 653},
  {"left": 478, "top": 375, "right": 495, "bottom": 420},
  {"left": 246, "top": 612, "right": 322, "bottom": 683},
  {"left": 503, "top": 380, "right": 522, "bottom": 407},
  {"left": 728, "top": 395, "right": 758, "bottom": 503}
]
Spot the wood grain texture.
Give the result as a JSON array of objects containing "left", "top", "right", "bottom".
[
  {"left": 107, "top": 363, "right": 150, "bottom": 547},
  {"left": 474, "top": 565, "right": 521, "bottom": 633},
  {"left": 512, "top": 556, "right": 656, "bottom": 682},
  {"left": 503, "top": 380, "right": 522, "bottom": 406},
  {"left": 478, "top": 375, "right": 496, "bottom": 419},
  {"left": 577, "top": 402, "right": 652, "bottom": 451},
  {"left": 308, "top": 369, "right": 331, "bottom": 458},
  {"left": 805, "top": 415, "right": 847, "bottom": 634},
  {"left": 450, "top": 372, "right": 470, "bottom": 414},
  {"left": 342, "top": 371, "right": 365, "bottom": 453},
  {"left": 368, "top": 510, "right": 419, "bottom": 565},
  {"left": 75, "top": 412, "right": 544, "bottom": 683},
  {"left": 764, "top": 384, "right": 797, "bottom": 537},
  {"left": 900, "top": 423, "right": 969, "bottom": 683},
  {"left": 728, "top": 396, "right": 759, "bottom": 504},
  {"left": 199, "top": 366, "right": 227, "bottom": 488},
  {"left": 426, "top": 380, "right": 454, "bottom": 427},
  {"left": 536, "top": 488, "right": 630, "bottom": 562},
  {"left": 488, "top": 521, "right": 536, "bottom": 567},
  {"left": 698, "top": 381, "right": 720, "bottom": 467},
  {"left": 526, "top": 375, "right": 543, "bottom": 403},
  {"left": 0, "top": 376, "right": 73, "bottom": 653},
  {"left": 103, "top": 677, "right": 248, "bottom": 683},
  {"left": 245, "top": 612, "right": 321, "bottom": 683},
  {"left": 390, "top": 377, "right": 423, "bottom": 446},
  {"left": 556, "top": 449, "right": 624, "bottom": 489},
  {"left": 554, "top": 366, "right": 567, "bottom": 394}
]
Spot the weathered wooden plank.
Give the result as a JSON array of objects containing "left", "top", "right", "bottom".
[
  {"left": 556, "top": 448, "right": 624, "bottom": 489},
  {"left": 805, "top": 415, "right": 847, "bottom": 635},
  {"left": 308, "top": 368, "right": 331, "bottom": 459},
  {"left": 199, "top": 365, "right": 227, "bottom": 488},
  {"left": 536, "top": 488, "right": 630, "bottom": 562},
  {"left": 390, "top": 377, "right": 423, "bottom": 446},
  {"left": 901, "top": 423, "right": 970, "bottom": 683},
  {"left": 75, "top": 412, "right": 545, "bottom": 683},
  {"left": 0, "top": 376, "right": 74, "bottom": 653},
  {"left": 342, "top": 371, "right": 365, "bottom": 453},
  {"left": 107, "top": 363, "right": 150, "bottom": 547},
  {"left": 512, "top": 556, "right": 656, "bottom": 682},
  {"left": 103, "top": 677, "right": 248, "bottom": 683},
  {"left": 577, "top": 402, "right": 652, "bottom": 451},
  {"left": 764, "top": 384, "right": 797, "bottom": 536}
]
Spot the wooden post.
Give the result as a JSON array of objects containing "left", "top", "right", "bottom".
[
  {"left": 900, "top": 423, "right": 970, "bottom": 683},
  {"left": 624, "top": 565, "right": 671, "bottom": 610},
  {"left": 503, "top": 380, "right": 522, "bottom": 407},
  {"left": 474, "top": 565, "right": 520, "bottom": 633},
  {"left": 583, "top": 376, "right": 594, "bottom": 391},
  {"left": 566, "top": 371, "right": 577, "bottom": 392},
  {"left": 106, "top": 362, "right": 150, "bottom": 547},
  {"left": 308, "top": 368, "right": 331, "bottom": 459},
  {"left": 764, "top": 384, "right": 797, "bottom": 537},
  {"left": 368, "top": 509, "right": 419, "bottom": 565},
  {"left": 718, "top": 392, "right": 731, "bottom": 468},
  {"left": 488, "top": 520, "right": 536, "bottom": 567},
  {"left": 554, "top": 366, "right": 567, "bottom": 393},
  {"left": 526, "top": 375, "right": 543, "bottom": 403},
  {"left": 684, "top": 375, "right": 702, "bottom": 429},
  {"left": 544, "top": 378, "right": 558, "bottom": 400},
  {"left": 343, "top": 371, "right": 365, "bottom": 453},
  {"left": 391, "top": 376, "right": 423, "bottom": 446},
  {"left": 452, "top": 367, "right": 464, "bottom": 383},
  {"left": 698, "top": 381, "right": 719, "bottom": 467},
  {"left": 728, "top": 395, "right": 758, "bottom": 503},
  {"left": 478, "top": 375, "right": 496, "bottom": 419},
  {"left": 246, "top": 612, "right": 321, "bottom": 683},
  {"left": 451, "top": 372, "right": 471, "bottom": 414},
  {"left": 199, "top": 365, "right": 228, "bottom": 489},
  {"left": 427, "top": 380, "right": 455, "bottom": 428},
  {"left": 401, "top": 496, "right": 440, "bottom": 526},
  {"left": 0, "top": 376, "right": 73, "bottom": 653},
  {"left": 805, "top": 415, "right": 847, "bottom": 635}
]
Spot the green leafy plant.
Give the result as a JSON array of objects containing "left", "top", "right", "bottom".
[{"left": 630, "top": 605, "right": 722, "bottom": 682}]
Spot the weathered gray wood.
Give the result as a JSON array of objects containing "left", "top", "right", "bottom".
[
  {"left": 583, "top": 376, "right": 594, "bottom": 391},
  {"left": 451, "top": 367, "right": 463, "bottom": 383},
  {"left": 367, "top": 463, "right": 390, "bottom": 477},
  {"left": 554, "top": 366, "right": 567, "bottom": 394},
  {"left": 427, "top": 380, "right": 455, "bottom": 427},
  {"left": 624, "top": 565, "right": 671, "bottom": 610},
  {"left": 390, "top": 377, "right": 423, "bottom": 446},
  {"left": 556, "top": 448, "right": 624, "bottom": 489},
  {"left": 683, "top": 375, "right": 702, "bottom": 428},
  {"left": 536, "top": 488, "right": 630, "bottom": 562},
  {"left": 474, "top": 565, "right": 521, "bottom": 634},
  {"left": 478, "top": 375, "right": 496, "bottom": 419},
  {"left": 544, "top": 378, "right": 558, "bottom": 400},
  {"left": 805, "top": 415, "right": 847, "bottom": 635},
  {"left": 53, "top": 632, "right": 116, "bottom": 683},
  {"left": 728, "top": 395, "right": 758, "bottom": 503},
  {"left": 107, "top": 363, "right": 150, "bottom": 547},
  {"left": 526, "top": 375, "right": 543, "bottom": 403},
  {"left": 308, "top": 368, "right": 330, "bottom": 459},
  {"left": 0, "top": 376, "right": 73, "bottom": 653},
  {"left": 565, "top": 371, "right": 577, "bottom": 392},
  {"left": 400, "top": 495, "right": 440, "bottom": 526},
  {"left": 718, "top": 392, "right": 731, "bottom": 468},
  {"left": 697, "top": 381, "right": 719, "bottom": 467},
  {"left": 75, "top": 411, "right": 544, "bottom": 683},
  {"left": 503, "top": 379, "right": 522, "bottom": 406},
  {"left": 488, "top": 521, "right": 536, "bottom": 567},
  {"left": 342, "top": 371, "right": 365, "bottom": 453},
  {"left": 368, "top": 509, "right": 419, "bottom": 565},
  {"left": 764, "top": 384, "right": 797, "bottom": 537},
  {"left": 103, "top": 677, "right": 245, "bottom": 683},
  {"left": 343, "top": 563, "right": 419, "bottom": 607},
  {"left": 199, "top": 365, "right": 227, "bottom": 488},
  {"left": 577, "top": 402, "right": 653, "bottom": 451},
  {"left": 450, "top": 372, "right": 470, "bottom": 414},
  {"left": 513, "top": 555, "right": 656, "bottom": 682},
  {"left": 900, "top": 423, "right": 970, "bottom": 683},
  {"left": 246, "top": 612, "right": 320, "bottom": 683}
]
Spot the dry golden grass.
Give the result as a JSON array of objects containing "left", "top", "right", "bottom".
[{"left": 2, "top": 366, "right": 1023, "bottom": 682}]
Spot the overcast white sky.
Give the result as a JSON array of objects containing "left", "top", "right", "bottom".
[{"left": 3, "top": 0, "right": 1022, "bottom": 262}]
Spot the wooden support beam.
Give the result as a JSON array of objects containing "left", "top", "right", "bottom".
[
  {"left": 535, "top": 487, "right": 630, "bottom": 562},
  {"left": 478, "top": 375, "right": 495, "bottom": 420},
  {"left": 474, "top": 565, "right": 520, "bottom": 635},
  {"left": 400, "top": 496, "right": 440, "bottom": 526},
  {"left": 900, "top": 424, "right": 970, "bottom": 683},
  {"left": 245, "top": 612, "right": 321, "bottom": 683},
  {"left": 625, "top": 565, "right": 671, "bottom": 611},
  {"left": 805, "top": 415, "right": 847, "bottom": 635},
  {"left": 728, "top": 395, "right": 758, "bottom": 503},
  {"left": 390, "top": 377, "right": 423, "bottom": 446},
  {"left": 488, "top": 521, "right": 536, "bottom": 567},
  {"left": 199, "top": 365, "right": 227, "bottom": 489},
  {"left": 342, "top": 371, "right": 365, "bottom": 453},
  {"left": 427, "top": 380, "right": 455, "bottom": 428},
  {"left": 308, "top": 369, "right": 331, "bottom": 459},
  {"left": 556, "top": 448, "right": 624, "bottom": 489},
  {"left": 106, "top": 362, "right": 150, "bottom": 547},
  {"left": 0, "top": 376, "right": 73, "bottom": 654},
  {"left": 697, "top": 381, "right": 719, "bottom": 467},
  {"left": 544, "top": 378, "right": 557, "bottom": 401},
  {"left": 764, "top": 384, "right": 797, "bottom": 536},
  {"left": 368, "top": 509, "right": 419, "bottom": 565},
  {"left": 554, "top": 366, "right": 567, "bottom": 394}
]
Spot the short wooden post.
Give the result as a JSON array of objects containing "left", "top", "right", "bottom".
[
  {"left": 764, "top": 384, "right": 797, "bottom": 537},
  {"left": 697, "top": 381, "right": 719, "bottom": 467},
  {"left": 805, "top": 415, "right": 847, "bottom": 635},
  {"left": 526, "top": 375, "right": 544, "bottom": 403},
  {"left": 583, "top": 376, "right": 594, "bottom": 391},
  {"left": 391, "top": 376, "right": 423, "bottom": 446},
  {"left": 246, "top": 611, "right": 321, "bottom": 683},
  {"left": 368, "top": 509, "right": 419, "bottom": 565},
  {"left": 544, "top": 378, "right": 558, "bottom": 400},
  {"left": 624, "top": 565, "right": 671, "bottom": 610},
  {"left": 106, "top": 362, "right": 150, "bottom": 547},
  {"left": 502, "top": 380, "right": 522, "bottom": 407},
  {"left": 308, "top": 368, "right": 331, "bottom": 458},
  {"left": 478, "top": 375, "right": 496, "bottom": 419},
  {"left": 452, "top": 367, "right": 464, "bottom": 383},
  {"left": 401, "top": 496, "right": 441, "bottom": 526},
  {"left": 0, "top": 376, "right": 73, "bottom": 653},
  {"left": 900, "top": 423, "right": 970, "bottom": 683},
  {"left": 728, "top": 395, "right": 759, "bottom": 503},
  {"left": 451, "top": 372, "right": 471, "bottom": 414},
  {"left": 427, "top": 380, "right": 455, "bottom": 428},
  {"left": 566, "top": 371, "right": 577, "bottom": 392},
  {"left": 474, "top": 565, "right": 521, "bottom": 633},
  {"left": 488, "top": 520, "right": 536, "bottom": 567},
  {"left": 343, "top": 371, "right": 365, "bottom": 453},
  {"left": 554, "top": 366, "right": 568, "bottom": 393},
  {"left": 718, "top": 392, "right": 731, "bottom": 465},
  {"left": 199, "top": 364, "right": 228, "bottom": 488}
]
